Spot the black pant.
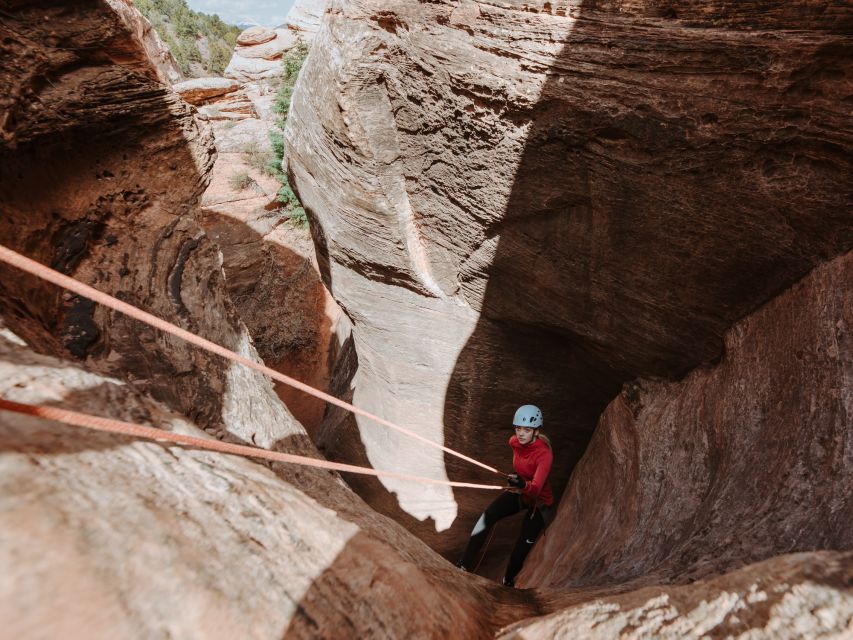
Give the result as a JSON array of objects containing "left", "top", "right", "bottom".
[{"left": 458, "top": 491, "right": 548, "bottom": 582}]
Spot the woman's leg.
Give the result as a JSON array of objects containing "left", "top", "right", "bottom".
[
  {"left": 457, "top": 492, "right": 521, "bottom": 570},
  {"left": 503, "top": 507, "right": 547, "bottom": 585}
]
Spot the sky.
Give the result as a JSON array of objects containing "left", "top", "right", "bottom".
[{"left": 185, "top": 0, "right": 297, "bottom": 27}]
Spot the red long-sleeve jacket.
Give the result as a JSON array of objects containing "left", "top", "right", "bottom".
[{"left": 509, "top": 435, "right": 554, "bottom": 506}]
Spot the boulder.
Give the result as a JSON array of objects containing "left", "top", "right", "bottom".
[
  {"left": 197, "top": 92, "right": 258, "bottom": 120},
  {"left": 225, "top": 29, "right": 301, "bottom": 81},
  {"left": 502, "top": 552, "right": 853, "bottom": 639},
  {"left": 224, "top": 53, "right": 286, "bottom": 82},
  {"left": 173, "top": 77, "right": 241, "bottom": 105},
  {"left": 236, "top": 25, "right": 276, "bottom": 46},
  {"left": 235, "top": 28, "right": 298, "bottom": 59}
]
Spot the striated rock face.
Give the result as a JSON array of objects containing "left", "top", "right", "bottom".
[
  {"left": 502, "top": 551, "right": 853, "bottom": 639},
  {"left": 285, "top": 0, "right": 328, "bottom": 37},
  {"left": 0, "top": 328, "right": 524, "bottom": 639},
  {"left": 107, "top": 0, "right": 182, "bottom": 84},
  {"left": 522, "top": 251, "right": 853, "bottom": 589},
  {"left": 284, "top": 0, "right": 853, "bottom": 564}
]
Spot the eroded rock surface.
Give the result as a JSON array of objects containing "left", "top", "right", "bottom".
[
  {"left": 0, "top": 328, "right": 527, "bottom": 639},
  {"left": 106, "top": 0, "right": 182, "bottom": 84},
  {"left": 286, "top": 0, "right": 328, "bottom": 37},
  {"left": 522, "top": 251, "right": 853, "bottom": 589},
  {"left": 0, "top": 3, "right": 534, "bottom": 637},
  {"left": 173, "top": 77, "right": 241, "bottom": 105},
  {"left": 284, "top": 0, "right": 853, "bottom": 563},
  {"left": 502, "top": 552, "right": 853, "bottom": 639}
]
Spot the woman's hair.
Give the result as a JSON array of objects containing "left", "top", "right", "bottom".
[{"left": 536, "top": 432, "right": 552, "bottom": 450}]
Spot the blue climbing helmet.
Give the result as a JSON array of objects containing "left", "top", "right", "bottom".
[{"left": 513, "top": 405, "right": 543, "bottom": 429}]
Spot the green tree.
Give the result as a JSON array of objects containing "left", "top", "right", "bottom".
[{"left": 135, "top": 0, "right": 241, "bottom": 77}]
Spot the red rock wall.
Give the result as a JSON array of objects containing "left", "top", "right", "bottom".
[
  {"left": 284, "top": 0, "right": 853, "bottom": 565},
  {"left": 0, "top": 3, "right": 538, "bottom": 636},
  {"left": 523, "top": 251, "right": 852, "bottom": 589}
]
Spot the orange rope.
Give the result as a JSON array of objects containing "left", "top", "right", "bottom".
[
  {"left": 0, "top": 398, "right": 503, "bottom": 490},
  {"left": 0, "top": 244, "right": 501, "bottom": 475}
]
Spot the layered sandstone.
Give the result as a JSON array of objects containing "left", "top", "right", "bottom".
[
  {"left": 107, "top": 0, "right": 182, "bottom": 84},
  {"left": 286, "top": 0, "right": 328, "bottom": 36},
  {"left": 522, "top": 251, "right": 852, "bottom": 588},
  {"left": 173, "top": 77, "right": 241, "bottom": 105},
  {"left": 0, "top": 327, "right": 526, "bottom": 639},
  {"left": 225, "top": 27, "right": 300, "bottom": 82},
  {"left": 503, "top": 551, "right": 853, "bottom": 639},
  {"left": 284, "top": 0, "right": 853, "bottom": 567},
  {"left": 0, "top": 2, "right": 531, "bottom": 637}
]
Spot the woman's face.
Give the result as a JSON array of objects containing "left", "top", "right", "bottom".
[{"left": 514, "top": 426, "right": 536, "bottom": 445}]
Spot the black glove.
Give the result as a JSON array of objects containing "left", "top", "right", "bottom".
[{"left": 507, "top": 473, "right": 526, "bottom": 489}]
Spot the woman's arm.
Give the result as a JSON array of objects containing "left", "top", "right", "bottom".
[{"left": 522, "top": 448, "right": 552, "bottom": 500}]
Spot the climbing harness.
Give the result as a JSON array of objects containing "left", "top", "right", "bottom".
[
  {"left": 0, "top": 398, "right": 503, "bottom": 490},
  {"left": 0, "top": 244, "right": 502, "bottom": 477}
]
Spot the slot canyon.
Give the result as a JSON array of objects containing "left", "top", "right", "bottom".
[{"left": 0, "top": 0, "right": 850, "bottom": 638}]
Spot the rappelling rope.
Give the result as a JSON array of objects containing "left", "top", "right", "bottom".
[
  {"left": 0, "top": 398, "right": 503, "bottom": 490},
  {"left": 0, "top": 244, "right": 501, "bottom": 475}
]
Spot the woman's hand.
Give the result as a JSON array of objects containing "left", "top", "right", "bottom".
[{"left": 507, "top": 473, "right": 526, "bottom": 489}]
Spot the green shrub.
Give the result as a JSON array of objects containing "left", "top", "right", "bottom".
[
  {"left": 268, "top": 41, "right": 311, "bottom": 228},
  {"left": 243, "top": 141, "right": 277, "bottom": 177},
  {"left": 288, "top": 207, "right": 309, "bottom": 229},
  {"left": 229, "top": 172, "right": 255, "bottom": 191},
  {"left": 272, "top": 41, "right": 311, "bottom": 126}
]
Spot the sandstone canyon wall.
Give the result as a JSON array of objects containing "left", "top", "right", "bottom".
[
  {"left": 496, "top": 248, "right": 852, "bottom": 634},
  {"left": 0, "top": 2, "right": 532, "bottom": 637},
  {"left": 1, "top": 0, "right": 851, "bottom": 637},
  {"left": 284, "top": 0, "right": 852, "bottom": 572},
  {"left": 524, "top": 250, "right": 851, "bottom": 589}
]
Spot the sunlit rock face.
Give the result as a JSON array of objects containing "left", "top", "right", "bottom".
[
  {"left": 0, "top": 3, "right": 530, "bottom": 636},
  {"left": 502, "top": 551, "right": 853, "bottom": 639},
  {"left": 0, "top": 329, "right": 516, "bottom": 639},
  {"left": 286, "top": 0, "right": 328, "bottom": 36},
  {"left": 107, "top": 0, "right": 182, "bottom": 84},
  {"left": 284, "top": 0, "right": 852, "bottom": 563},
  {"left": 523, "top": 251, "right": 853, "bottom": 588}
]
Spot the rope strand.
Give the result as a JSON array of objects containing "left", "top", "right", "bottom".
[
  {"left": 0, "top": 244, "right": 501, "bottom": 475},
  {"left": 0, "top": 398, "right": 503, "bottom": 490}
]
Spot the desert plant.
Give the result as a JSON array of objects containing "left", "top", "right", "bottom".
[
  {"left": 268, "top": 41, "right": 311, "bottom": 228},
  {"left": 228, "top": 172, "right": 255, "bottom": 191},
  {"left": 243, "top": 141, "right": 277, "bottom": 177},
  {"left": 272, "top": 40, "right": 311, "bottom": 126}
]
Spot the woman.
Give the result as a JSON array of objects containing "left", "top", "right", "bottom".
[{"left": 456, "top": 404, "right": 554, "bottom": 587}]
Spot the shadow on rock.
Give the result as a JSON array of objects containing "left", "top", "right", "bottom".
[{"left": 443, "top": 0, "right": 853, "bottom": 580}]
